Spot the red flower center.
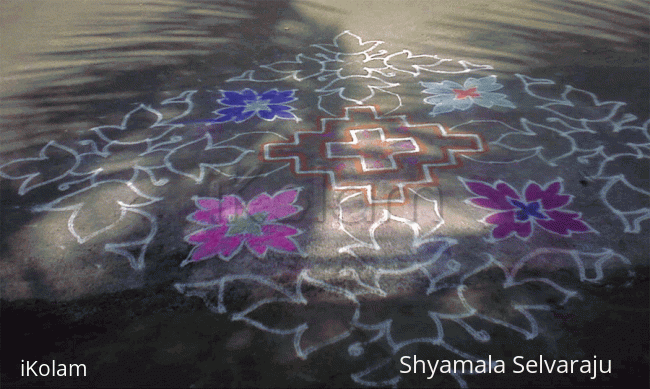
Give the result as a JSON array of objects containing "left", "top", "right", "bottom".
[{"left": 452, "top": 87, "right": 480, "bottom": 100}]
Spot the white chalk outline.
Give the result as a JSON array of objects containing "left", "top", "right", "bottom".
[
  {"left": 336, "top": 188, "right": 447, "bottom": 256},
  {"left": 175, "top": 270, "right": 359, "bottom": 359},
  {"left": 513, "top": 74, "right": 649, "bottom": 233},
  {"left": 226, "top": 30, "right": 493, "bottom": 115},
  {"left": 381, "top": 50, "right": 493, "bottom": 77},
  {"left": 103, "top": 207, "right": 158, "bottom": 270},
  {"left": 347, "top": 245, "right": 633, "bottom": 387},
  {"left": 163, "top": 132, "right": 254, "bottom": 183},
  {"left": 460, "top": 117, "right": 612, "bottom": 167},
  {"left": 91, "top": 105, "right": 182, "bottom": 154},
  {"left": 315, "top": 76, "right": 402, "bottom": 115},
  {"left": 230, "top": 270, "right": 357, "bottom": 360},
  {"left": 2, "top": 31, "right": 646, "bottom": 388},
  {"left": 0, "top": 141, "right": 81, "bottom": 195},
  {"left": 31, "top": 169, "right": 162, "bottom": 244},
  {"left": 515, "top": 74, "right": 626, "bottom": 122},
  {"left": 591, "top": 152, "right": 650, "bottom": 233}
]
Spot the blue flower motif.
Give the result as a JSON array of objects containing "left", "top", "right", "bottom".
[
  {"left": 212, "top": 89, "right": 300, "bottom": 123},
  {"left": 421, "top": 75, "right": 515, "bottom": 117}
]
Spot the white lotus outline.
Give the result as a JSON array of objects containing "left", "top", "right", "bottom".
[
  {"left": 163, "top": 132, "right": 254, "bottom": 183},
  {"left": 590, "top": 152, "right": 650, "bottom": 233},
  {"left": 31, "top": 170, "right": 163, "bottom": 245},
  {"left": 175, "top": 270, "right": 359, "bottom": 360},
  {"left": 515, "top": 74, "right": 626, "bottom": 122},
  {"left": 0, "top": 141, "right": 81, "bottom": 195},
  {"left": 90, "top": 104, "right": 185, "bottom": 154}
]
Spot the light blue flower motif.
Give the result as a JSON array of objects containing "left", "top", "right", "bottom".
[
  {"left": 212, "top": 89, "right": 300, "bottom": 123},
  {"left": 421, "top": 75, "right": 515, "bottom": 116}
]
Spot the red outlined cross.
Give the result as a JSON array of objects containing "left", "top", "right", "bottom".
[{"left": 327, "top": 128, "right": 419, "bottom": 171}]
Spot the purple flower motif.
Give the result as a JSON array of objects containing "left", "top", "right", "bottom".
[
  {"left": 181, "top": 189, "right": 303, "bottom": 265},
  {"left": 459, "top": 178, "right": 595, "bottom": 241},
  {"left": 211, "top": 89, "right": 300, "bottom": 123}
]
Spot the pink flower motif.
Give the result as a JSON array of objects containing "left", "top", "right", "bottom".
[
  {"left": 460, "top": 178, "right": 595, "bottom": 241},
  {"left": 181, "top": 189, "right": 303, "bottom": 265}
]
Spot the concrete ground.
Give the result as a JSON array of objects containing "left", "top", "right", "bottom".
[{"left": 1, "top": 0, "right": 648, "bottom": 387}]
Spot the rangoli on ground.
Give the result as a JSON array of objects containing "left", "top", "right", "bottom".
[{"left": 1, "top": 30, "right": 647, "bottom": 388}]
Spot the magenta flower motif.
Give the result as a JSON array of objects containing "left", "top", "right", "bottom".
[
  {"left": 181, "top": 189, "right": 303, "bottom": 265},
  {"left": 460, "top": 178, "right": 595, "bottom": 241}
]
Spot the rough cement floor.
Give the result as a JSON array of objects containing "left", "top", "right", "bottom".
[{"left": 1, "top": 0, "right": 649, "bottom": 388}]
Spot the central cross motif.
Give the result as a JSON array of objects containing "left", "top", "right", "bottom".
[
  {"left": 262, "top": 106, "right": 487, "bottom": 204},
  {"left": 327, "top": 128, "right": 419, "bottom": 171}
]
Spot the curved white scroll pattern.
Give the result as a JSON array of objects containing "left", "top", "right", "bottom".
[
  {"left": 159, "top": 90, "right": 197, "bottom": 124},
  {"left": 175, "top": 270, "right": 359, "bottom": 360},
  {"left": 515, "top": 74, "right": 650, "bottom": 233},
  {"left": 31, "top": 171, "right": 161, "bottom": 244},
  {"left": 0, "top": 91, "right": 197, "bottom": 270},
  {"left": 591, "top": 153, "right": 650, "bottom": 233},
  {"left": 332, "top": 187, "right": 462, "bottom": 297},
  {"left": 459, "top": 111, "right": 647, "bottom": 168},
  {"left": 0, "top": 90, "right": 201, "bottom": 196},
  {"left": 29, "top": 169, "right": 161, "bottom": 270},
  {"left": 336, "top": 237, "right": 459, "bottom": 298},
  {"left": 226, "top": 31, "right": 493, "bottom": 115},
  {"left": 0, "top": 141, "right": 81, "bottom": 195},
  {"left": 87, "top": 90, "right": 196, "bottom": 153},
  {"left": 0, "top": 91, "right": 283, "bottom": 271},
  {"left": 504, "top": 247, "right": 634, "bottom": 296},
  {"left": 337, "top": 189, "right": 446, "bottom": 257},
  {"left": 230, "top": 271, "right": 357, "bottom": 360},
  {"left": 175, "top": 241, "right": 634, "bottom": 387},
  {"left": 515, "top": 74, "right": 626, "bottom": 122},
  {"left": 351, "top": 358, "right": 402, "bottom": 388},
  {"left": 315, "top": 77, "right": 402, "bottom": 116},
  {"left": 173, "top": 264, "right": 483, "bottom": 388},
  {"left": 542, "top": 116, "right": 650, "bottom": 162},
  {"left": 163, "top": 132, "right": 254, "bottom": 183},
  {"left": 381, "top": 50, "right": 493, "bottom": 77},
  {"left": 460, "top": 118, "right": 579, "bottom": 166},
  {"left": 91, "top": 105, "right": 181, "bottom": 154},
  {"left": 103, "top": 207, "right": 158, "bottom": 270},
  {"left": 346, "top": 246, "right": 633, "bottom": 388}
]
